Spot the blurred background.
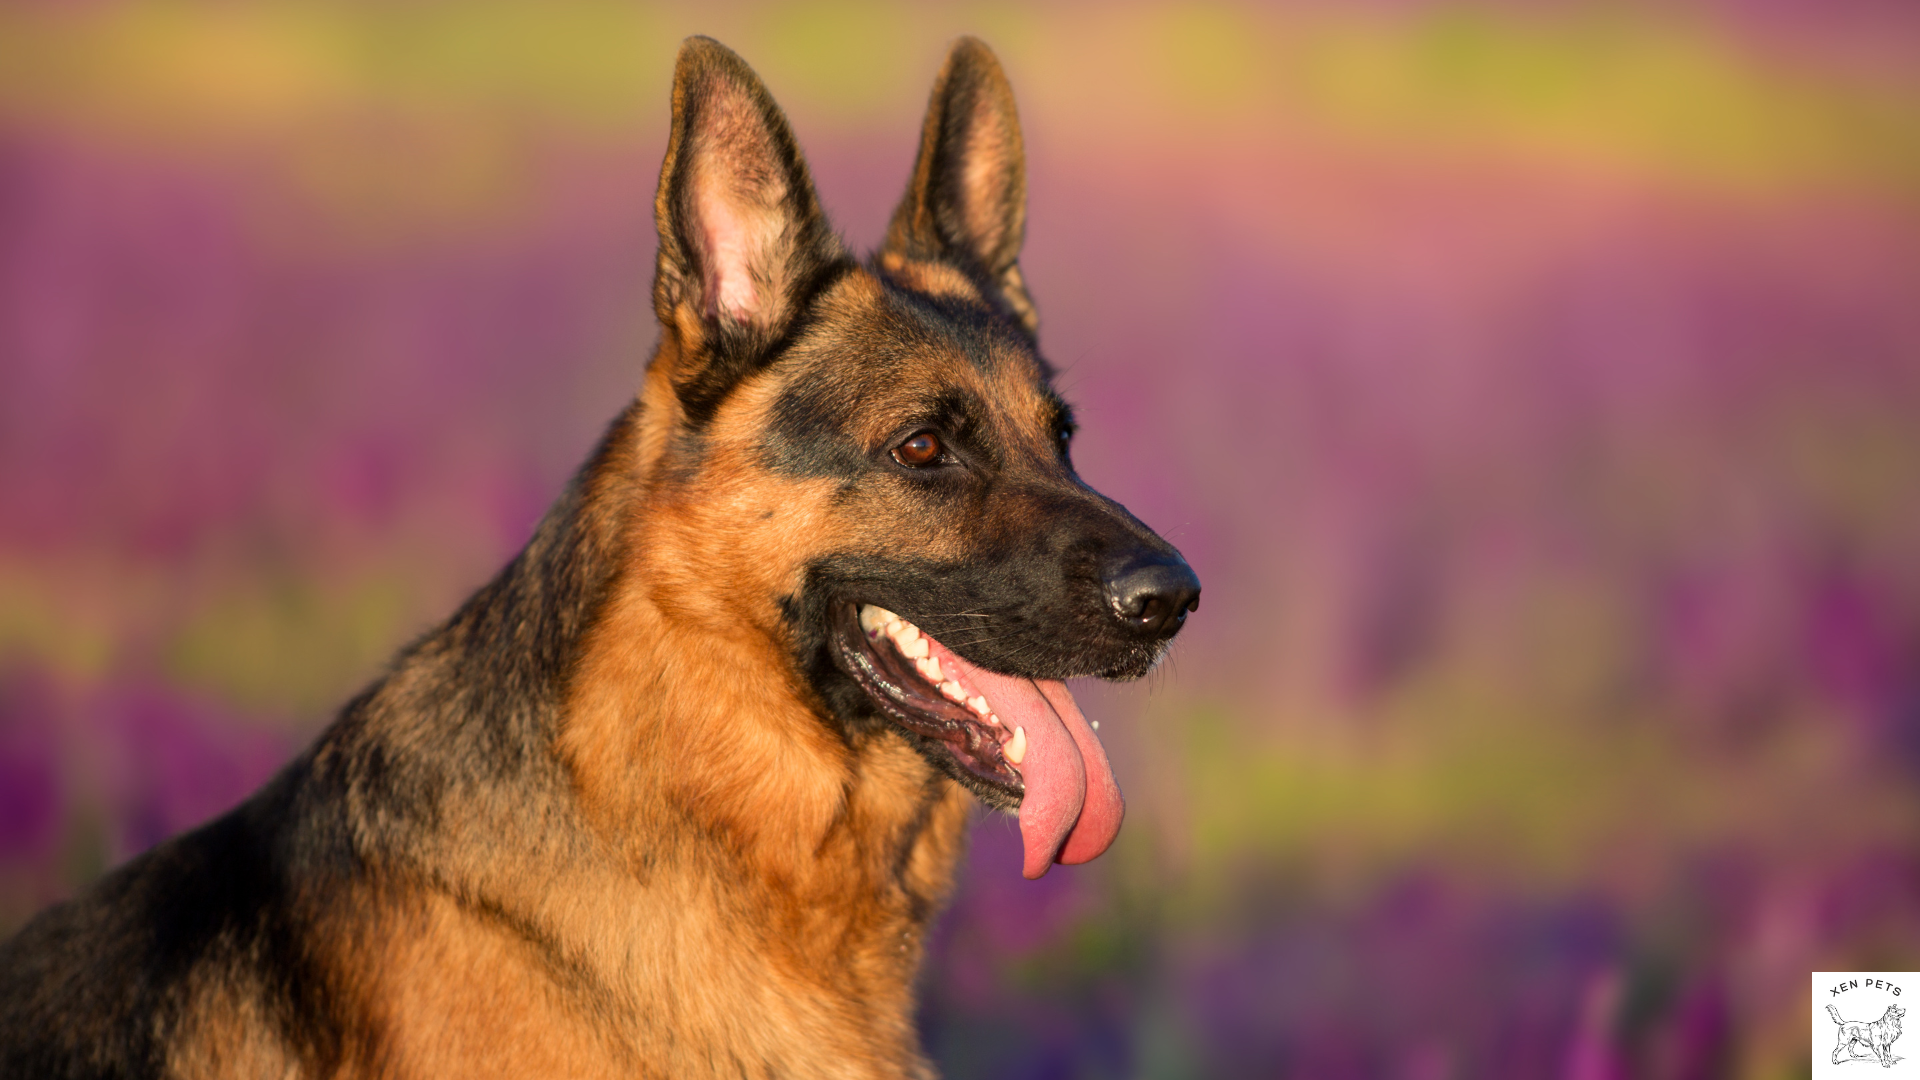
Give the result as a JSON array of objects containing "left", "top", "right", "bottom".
[{"left": 3, "top": 1, "right": 1918, "bottom": 1076}]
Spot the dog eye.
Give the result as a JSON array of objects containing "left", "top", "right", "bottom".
[{"left": 893, "top": 432, "right": 944, "bottom": 468}]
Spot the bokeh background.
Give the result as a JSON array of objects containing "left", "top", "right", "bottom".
[{"left": 3, "top": 2, "right": 1919, "bottom": 1076}]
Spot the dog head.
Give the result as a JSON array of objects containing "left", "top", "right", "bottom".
[{"left": 632, "top": 37, "right": 1198, "bottom": 878}]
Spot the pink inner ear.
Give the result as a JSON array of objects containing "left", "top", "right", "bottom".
[
  {"left": 698, "top": 188, "right": 759, "bottom": 324},
  {"left": 957, "top": 100, "right": 1016, "bottom": 264}
]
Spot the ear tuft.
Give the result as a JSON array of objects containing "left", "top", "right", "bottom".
[{"left": 885, "top": 37, "right": 1035, "bottom": 334}]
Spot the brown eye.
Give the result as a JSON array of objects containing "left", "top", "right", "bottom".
[{"left": 892, "top": 432, "right": 944, "bottom": 467}]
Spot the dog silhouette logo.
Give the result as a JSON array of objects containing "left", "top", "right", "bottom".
[
  {"left": 1818, "top": 975, "right": 1915, "bottom": 1075},
  {"left": 1828, "top": 1003, "right": 1906, "bottom": 1068}
]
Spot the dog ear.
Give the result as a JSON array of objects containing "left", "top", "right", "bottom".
[
  {"left": 884, "top": 37, "right": 1036, "bottom": 335},
  {"left": 653, "top": 36, "right": 847, "bottom": 424}
]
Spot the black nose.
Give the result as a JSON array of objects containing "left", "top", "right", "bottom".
[{"left": 1103, "top": 554, "right": 1201, "bottom": 639}]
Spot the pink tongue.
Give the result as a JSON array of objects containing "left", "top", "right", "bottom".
[{"left": 930, "top": 650, "right": 1125, "bottom": 879}]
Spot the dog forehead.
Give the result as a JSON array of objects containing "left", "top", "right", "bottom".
[{"left": 774, "top": 271, "right": 1056, "bottom": 440}]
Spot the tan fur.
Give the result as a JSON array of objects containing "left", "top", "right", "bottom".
[
  {"left": 167, "top": 969, "right": 301, "bottom": 1080},
  {"left": 0, "top": 38, "right": 1120, "bottom": 1080},
  {"left": 878, "top": 252, "right": 986, "bottom": 306}
]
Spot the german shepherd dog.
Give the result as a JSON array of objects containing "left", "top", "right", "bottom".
[{"left": 0, "top": 36, "right": 1198, "bottom": 1079}]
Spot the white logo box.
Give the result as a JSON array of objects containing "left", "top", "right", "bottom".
[{"left": 1815, "top": 972, "right": 1915, "bottom": 1076}]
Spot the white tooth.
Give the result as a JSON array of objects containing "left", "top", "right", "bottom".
[
  {"left": 939, "top": 680, "right": 966, "bottom": 702},
  {"left": 899, "top": 636, "right": 930, "bottom": 660},
  {"left": 860, "top": 606, "right": 894, "bottom": 634},
  {"left": 915, "top": 656, "right": 943, "bottom": 683},
  {"left": 967, "top": 696, "right": 989, "bottom": 716},
  {"left": 986, "top": 713, "right": 1001, "bottom": 726},
  {"left": 1006, "top": 726, "right": 1027, "bottom": 765},
  {"left": 1091, "top": 721, "right": 1099, "bottom": 731},
  {"left": 893, "top": 622, "right": 921, "bottom": 644}
]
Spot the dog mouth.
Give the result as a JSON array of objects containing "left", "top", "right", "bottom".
[{"left": 830, "top": 601, "right": 1124, "bottom": 878}]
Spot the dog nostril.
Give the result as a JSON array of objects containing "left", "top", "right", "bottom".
[{"left": 1104, "top": 554, "right": 1202, "bottom": 639}]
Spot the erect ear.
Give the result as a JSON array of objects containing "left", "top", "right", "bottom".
[
  {"left": 883, "top": 37, "right": 1036, "bottom": 335},
  {"left": 653, "top": 37, "right": 846, "bottom": 423}
]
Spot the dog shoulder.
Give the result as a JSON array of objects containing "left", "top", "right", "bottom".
[{"left": 0, "top": 768, "right": 352, "bottom": 1077}]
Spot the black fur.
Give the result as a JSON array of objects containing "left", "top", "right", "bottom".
[{"left": 0, "top": 770, "right": 345, "bottom": 1078}]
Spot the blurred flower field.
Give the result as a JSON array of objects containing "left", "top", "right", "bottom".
[{"left": 3, "top": 2, "right": 1919, "bottom": 1076}]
